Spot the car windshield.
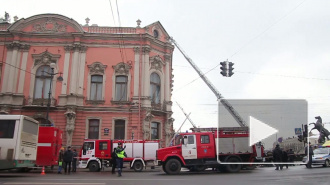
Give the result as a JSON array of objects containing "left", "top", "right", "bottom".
[
  {"left": 313, "top": 148, "right": 329, "bottom": 155},
  {"left": 173, "top": 135, "right": 182, "bottom": 146}
]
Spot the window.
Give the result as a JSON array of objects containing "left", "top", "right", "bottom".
[
  {"left": 188, "top": 135, "right": 195, "bottom": 144},
  {"left": 150, "top": 73, "right": 160, "bottom": 104},
  {"left": 153, "top": 30, "right": 159, "bottom": 38},
  {"left": 0, "top": 120, "right": 16, "bottom": 138},
  {"left": 99, "top": 142, "right": 108, "bottom": 150},
  {"left": 84, "top": 142, "right": 94, "bottom": 150},
  {"left": 34, "top": 65, "right": 52, "bottom": 99},
  {"left": 114, "top": 120, "right": 125, "bottom": 139},
  {"left": 88, "top": 119, "right": 99, "bottom": 139},
  {"left": 201, "top": 135, "right": 210, "bottom": 144},
  {"left": 115, "top": 76, "right": 128, "bottom": 101},
  {"left": 151, "top": 122, "right": 160, "bottom": 140},
  {"left": 90, "top": 75, "right": 103, "bottom": 100}
]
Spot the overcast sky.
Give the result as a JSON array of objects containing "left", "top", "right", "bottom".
[{"left": 2, "top": 0, "right": 330, "bottom": 137}]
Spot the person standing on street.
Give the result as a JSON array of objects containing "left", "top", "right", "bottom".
[
  {"left": 115, "top": 142, "right": 127, "bottom": 177},
  {"left": 72, "top": 149, "right": 77, "bottom": 172},
  {"left": 273, "top": 144, "right": 283, "bottom": 170},
  {"left": 57, "top": 147, "right": 64, "bottom": 174},
  {"left": 305, "top": 142, "right": 314, "bottom": 168},
  {"left": 63, "top": 146, "right": 74, "bottom": 174},
  {"left": 111, "top": 148, "right": 117, "bottom": 174},
  {"left": 282, "top": 149, "right": 289, "bottom": 169}
]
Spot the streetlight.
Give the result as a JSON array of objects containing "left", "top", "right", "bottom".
[{"left": 45, "top": 62, "right": 63, "bottom": 126}]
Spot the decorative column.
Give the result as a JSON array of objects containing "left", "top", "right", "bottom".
[
  {"left": 164, "top": 54, "right": 172, "bottom": 111},
  {"left": 2, "top": 43, "right": 20, "bottom": 93},
  {"left": 69, "top": 45, "right": 80, "bottom": 94},
  {"left": 142, "top": 46, "right": 151, "bottom": 107},
  {"left": 61, "top": 46, "right": 72, "bottom": 94},
  {"left": 17, "top": 45, "right": 31, "bottom": 93},
  {"left": 165, "top": 115, "right": 175, "bottom": 146},
  {"left": 77, "top": 46, "right": 87, "bottom": 95},
  {"left": 133, "top": 47, "right": 140, "bottom": 99},
  {"left": 65, "top": 107, "right": 76, "bottom": 147}
]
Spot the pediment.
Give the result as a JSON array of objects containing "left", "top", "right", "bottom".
[
  {"left": 8, "top": 14, "right": 84, "bottom": 33},
  {"left": 144, "top": 21, "right": 170, "bottom": 42}
]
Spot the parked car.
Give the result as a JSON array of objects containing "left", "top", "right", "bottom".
[{"left": 302, "top": 148, "right": 330, "bottom": 167}]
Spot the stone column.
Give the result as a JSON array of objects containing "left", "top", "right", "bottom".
[
  {"left": 5, "top": 43, "right": 20, "bottom": 93},
  {"left": 69, "top": 45, "right": 80, "bottom": 94},
  {"left": 77, "top": 46, "right": 87, "bottom": 95},
  {"left": 1, "top": 45, "right": 13, "bottom": 93},
  {"left": 165, "top": 115, "right": 174, "bottom": 146},
  {"left": 164, "top": 54, "right": 172, "bottom": 111},
  {"left": 143, "top": 109, "right": 154, "bottom": 140},
  {"left": 65, "top": 107, "right": 76, "bottom": 147},
  {"left": 61, "top": 46, "right": 71, "bottom": 94},
  {"left": 133, "top": 47, "right": 140, "bottom": 98},
  {"left": 17, "top": 45, "right": 31, "bottom": 93},
  {"left": 142, "top": 46, "right": 151, "bottom": 106}
]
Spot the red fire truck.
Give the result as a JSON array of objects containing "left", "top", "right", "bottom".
[
  {"left": 36, "top": 127, "right": 63, "bottom": 168},
  {"left": 78, "top": 139, "right": 159, "bottom": 172},
  {"left": 156, "top": 127, "right": 263, "bottom": 174}
]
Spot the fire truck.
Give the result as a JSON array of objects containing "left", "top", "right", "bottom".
[
  {"left": 157, "top": 127, "right": 262, "bottom": 174},
  {"left": 36, "top": 127, "right": 63, "bottom": 169},
  {"left": 78, "top": 139, "right": 159, "bottom": 172}
]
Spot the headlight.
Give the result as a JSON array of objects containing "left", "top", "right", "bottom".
[{"left": 315, "top": 157, "right": 323, "bottom": 159}]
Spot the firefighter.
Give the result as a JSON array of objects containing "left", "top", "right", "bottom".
[
  {"left": 115, "top": 142, "right": 127, "bottom": 177},
  {"left": 111, "top": 148, "right": 117, "bottom": 174},
  {"left": 57, "top": 147, "right": 64, "bottom": 174},
  {"left": 272, "top": 144, "right": 283, "bottom": 170}
]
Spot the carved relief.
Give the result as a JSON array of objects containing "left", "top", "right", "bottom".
[
  {"left": 32, "top": 51, "right": 61, "bottom": 67},
  {"left": 143, "top": 109, "right": 154, "bottom": 140},
  {"left": 142, "top": 46, "right": 151, "bottom": 54},
  {"left": 0, "top": 105, "right": 11, "bottom": 114},
  {"left": 65, "top": 107, "right": 76, "bottom": 147},
  {"left": 133, "top": 47, "right": 140, "bottom": 53},
  {"left": 72, "top": 44, "right": 88, "bottom": 53},
  {"left": 150, "top": 55, "right": 165, "bottom": 71},
  {"left": 88, "top": 62, "right": 107, "bottom": 75},
  {"left": 112, "top": 62, "right": 132, "bottom": 75},
  {"left": 19, "top": 44, "right": 31, "bottom": 52},
  {"left": 164, "top": 54, "right": 171, "bottom": 61},
  {"left": 32, "top": 18, "right": 67, "bottom": 33},
  {"left": 6, "top": 43, "right": 21, "bottom": 50}
]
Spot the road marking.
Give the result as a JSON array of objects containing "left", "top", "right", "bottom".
[{"left": 4, "top": 183, "right": 105, "bottom": 185}]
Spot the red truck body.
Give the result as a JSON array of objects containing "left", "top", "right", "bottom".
[
  {"left": 156, "top": 127, "right": 264, "bottom": 174},
  {"left": 79, "top": 139, "right": 159, "bottom": 172},
  {"left": 36, "top": 127, "right": 63, "bottom": 167}
]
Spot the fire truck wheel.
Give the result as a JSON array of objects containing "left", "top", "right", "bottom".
[
  {"left": 88, "top": 161, "right": 100, "bottom": 172},
  {"left": 164, "top": 158, "right": 181, "bottom": 175},
  {"left": 133, "top": 161, "right": 144, "bottom": 172},
  {"left": 225, "top": 157, "right": 242, "bottom": 173}
]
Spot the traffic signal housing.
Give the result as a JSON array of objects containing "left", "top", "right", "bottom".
[
  {"left": 220, "top": 61, "right": 227, "bottom": 76},
  {"left": 228, "top": 62, "right": 234, "bottom": 77},
  {"left": 298, "top": 135, "right": 303, "bottom": 142}
]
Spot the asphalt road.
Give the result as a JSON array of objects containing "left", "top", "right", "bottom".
[{"left": 0, "top": 165, "right": 330, "bottom": 185}]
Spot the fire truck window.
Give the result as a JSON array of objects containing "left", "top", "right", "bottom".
[
  {"left": 188, "top": 135, "right": 195, "bottom": 144},
  {"left": 99, "top": 142, "right": 108, "bottom": 150},
  {"left": 84, "top": 142, "right": 94, "bottom": 150},
  {"left": 201, "top": 135, "right": 210, "bottom": 144}
]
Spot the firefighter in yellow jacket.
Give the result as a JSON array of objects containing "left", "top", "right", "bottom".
[{"left": 115, "top": 142, "right": 127, "bottom": 177}]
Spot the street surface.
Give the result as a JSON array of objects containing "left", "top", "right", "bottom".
[{"left": 0, "top": 165, "right": 329, "bottom": 185}]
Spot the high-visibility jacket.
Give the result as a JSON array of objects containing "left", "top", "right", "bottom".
[{"left": 115, "top": 147, "right": 125, "bottom": 158}]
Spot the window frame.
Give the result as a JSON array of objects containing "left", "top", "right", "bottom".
[
  {"left": 150, "top": 72, "right": 161, "bottom": 104},
  {"left": 114, "top": 75, "right": 128, "bottom": 101},
  {"left": 151, "top": 122, "right": 161, "bottom": 140},
  {"left": 90, "top": 75, "right": 103, "bottom": 101}
]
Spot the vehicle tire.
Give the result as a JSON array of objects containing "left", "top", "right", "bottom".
[
  {"left": 323, "top": 160, "right": 330, "bottom": 167},
  {"left": 133, "top": 161, "right": 144, "bottom": 172},
  {"left": 225, "top": 157, "right": 242, "bottom": 173},
  {"left": 164, "top": 159, "right": 181, "bottom": 175},
  {"left": 162, "top": 164, "right": 166, "bottom": 172},
  {"left": 88, "top": 161, "right": 100, "bottom": 172}
]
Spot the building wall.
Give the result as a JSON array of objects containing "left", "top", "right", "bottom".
[{"left": 0, "top": 14, "right": 175, "bottom": 148}]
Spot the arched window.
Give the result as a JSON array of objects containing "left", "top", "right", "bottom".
[
  {"left": 150, "top": 73, "right": 160, "bottom": 104},
  {"left": 115, "top": 75, "right": 128, "bottom": 101},
  {"left": 34, "top": 65, "right": 52, "bottom": 99},
  {"left": 90, "top": 75, "right": 103, "bottom": 100}
]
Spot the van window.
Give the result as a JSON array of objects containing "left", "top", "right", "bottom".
[
  {"left": 0, "top": 120, "right": 16, "bottom": 138},
  {"left": 99, "top": 142, "right": 108, "bottom": 150},
  {"left": 188, "top": 135, "right": 195, "bottom": 144},
  {"left": 201, "top": 135, "right": 210, "bottom": 144}
]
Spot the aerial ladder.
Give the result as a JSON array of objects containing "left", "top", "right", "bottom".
[{"left": 169, "top": 37, "right": 248, "bottom": 128}]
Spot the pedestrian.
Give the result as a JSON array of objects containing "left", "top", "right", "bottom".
[
  {"left": 282, "top": 149, "right": 289, "bottom": 169},
  {"left": 287, "top": 148, "right": 295, "bottom": 164},
  {"left": 272, "top": 144, "right": 283, "bottom": 170},
  {"left": 305, "top": 142, "right": 314, "bottom": 168},
  {"left": 63, "top": 146, "right": 74, "bottom": 174},
  {"left": 57, "top": 147, "right": 64, "bottom": 174},
  {"left": 72, "top": 149, "right": 77, "bottom": 172},
  {"left": 115, "top": 142, "right": 127, "bottom": 177},
  {"left": 111, "top": 148, "right": 117, "bottom": 174}
]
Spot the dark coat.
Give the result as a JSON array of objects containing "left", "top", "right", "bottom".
[
  {"left": 72, "top": 151, "right": 78, "bottom": 162},
  {"left": 305, "top": 146, "right": 314, "bottom": 155},
  {"left": 282, "top": 150, "right": 288, "bottom": 162},
  {"left": 272, "top": 146, "right": 283, "bottom": 162},
  {"left": 63, "top": 150, "right": 74, "bottom": 162}
]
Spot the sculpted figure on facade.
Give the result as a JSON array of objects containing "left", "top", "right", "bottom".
[
  {"left": 150, "top": 55, "right": 165, "bottom": 72},
  {"left": 143, "top": 109, "right": 154, "bottom": 140},
  {"left": 112, "top": 62, "right": 131, "bottom": 75},
  {"left": 0, "top": 105, "right": 10, "bottom": 114},
  {"left": 65, "top": 107, "right": 76, "bottom": 146}
]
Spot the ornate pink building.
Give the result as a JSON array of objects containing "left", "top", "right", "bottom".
[{"left": 0, "top": 14, "right": 174, "bottom": 148}]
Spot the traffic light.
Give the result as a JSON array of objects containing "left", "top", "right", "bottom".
[
  {"left": 298, "top": 135, "right": 303, "bottom": 142},
  {"left": 303, "top": 124, "right": 308, "bottom": 138},
  {"left": 220, "top": 61, "right": 227, "bottom": 76},
  {"left": 228, "top": 62, "right": 234, "bottom": 77}
]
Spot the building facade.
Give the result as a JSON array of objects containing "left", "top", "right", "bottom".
[{"left": 0, "top": 14, "right": 174, "bottom": 148}]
